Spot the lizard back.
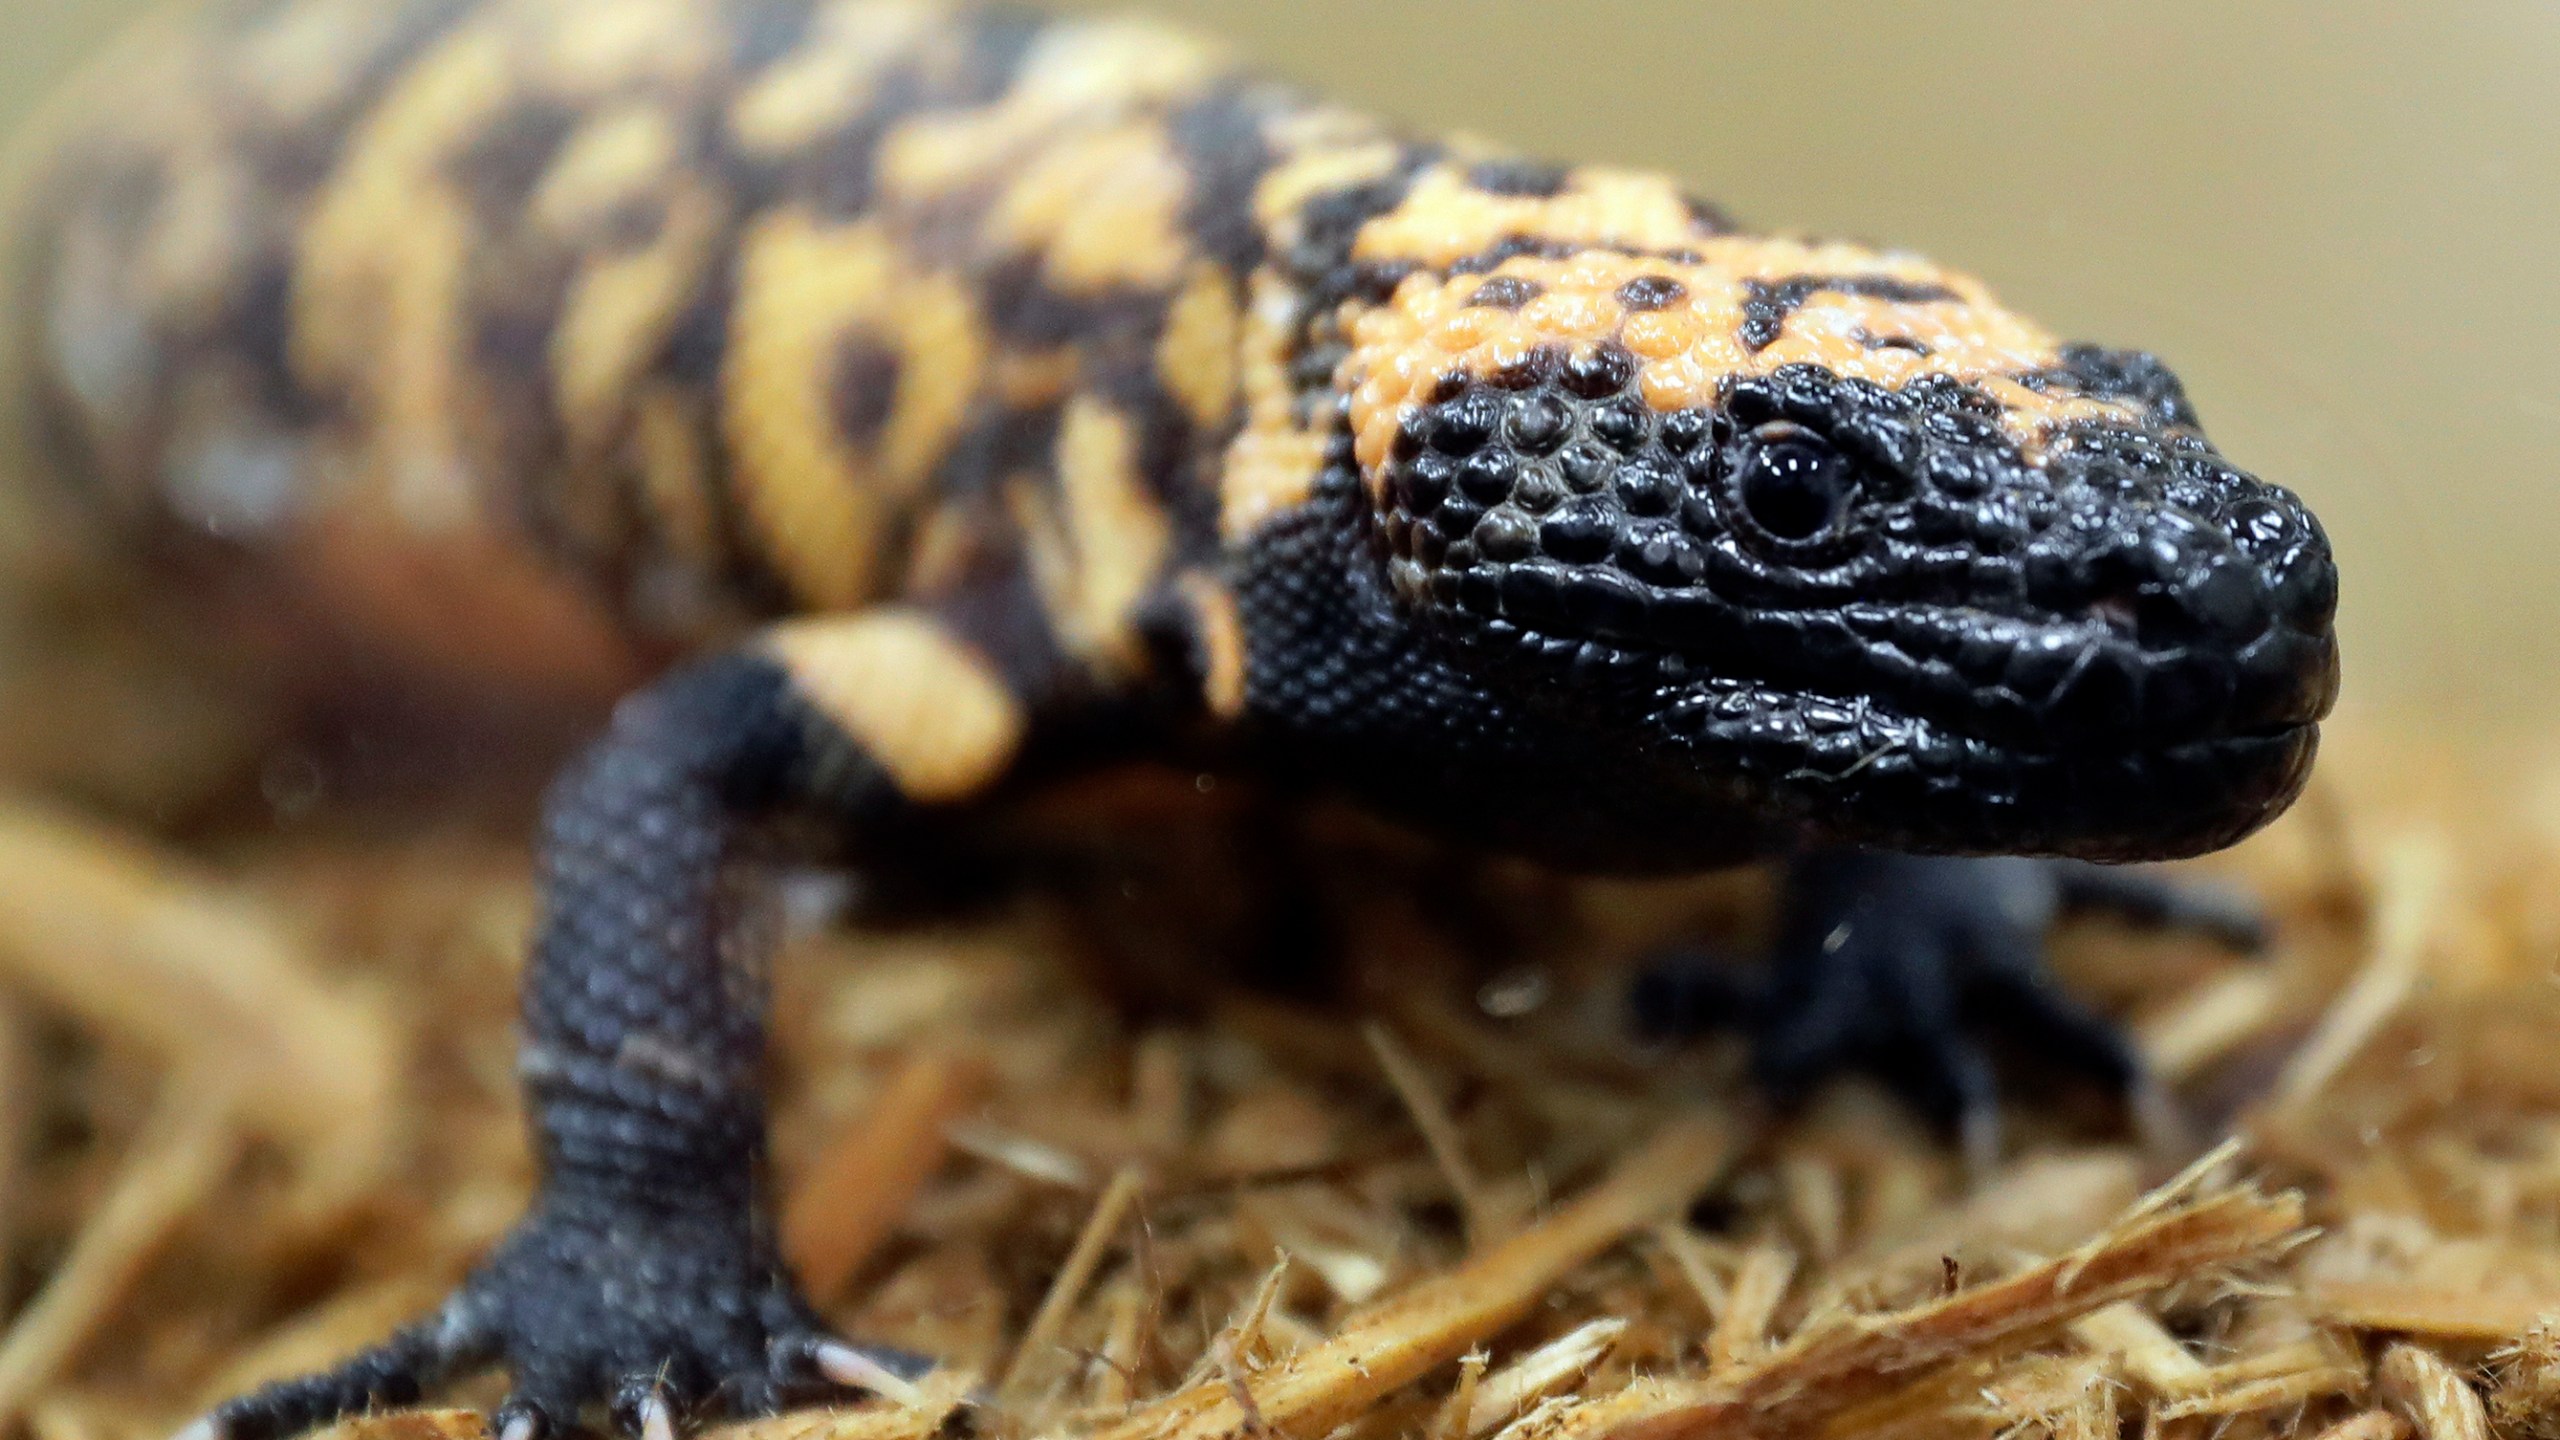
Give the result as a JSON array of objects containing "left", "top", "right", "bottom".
[
  {"left": 7, "top": 0, "right": 1396, "bottom": 692},
  {"left": 6, "top": 0, "right": 2298, "bottom": 759}
]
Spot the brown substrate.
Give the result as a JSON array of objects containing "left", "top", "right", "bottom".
[{"left": 0, "top": 722, "right": 2555, "bottom": 1440}]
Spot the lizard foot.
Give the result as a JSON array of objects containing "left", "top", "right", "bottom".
[
  {"left": 1634, "top": 853, "right": 2266, "bottom": 1171},
  {"left": 182, "top": 1200, "right": 934, "bottom": 1440}
]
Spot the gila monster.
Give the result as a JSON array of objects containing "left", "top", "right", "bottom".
[{"left": 0, "top": 1, "right": 2340, "bottom": 1435}]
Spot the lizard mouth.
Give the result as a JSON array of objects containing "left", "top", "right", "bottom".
[
  {"left": 1448, "top": 586, "right": 2334, "bottom": 860},
  {"left": 1450, "top": 570, "right": 2337, "bottom": 746}
]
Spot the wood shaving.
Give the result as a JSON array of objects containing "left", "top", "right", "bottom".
[{"left": 0, "top": 722, "right": 2550, "bottom": 1440}]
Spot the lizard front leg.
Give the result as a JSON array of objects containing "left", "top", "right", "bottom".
[{"left": 191, "top": 609, "right": 1031, "bottom": 1440}]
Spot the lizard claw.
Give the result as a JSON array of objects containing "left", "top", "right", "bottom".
[
  {"left": 800, "top": 1339, "right": 934, "bottom": 1403},
  {"left": 202, "top": 1200, "right": 936, "bottom": 1440},
  {"left": 610, "top": 1384, "right": 680, "bottom": 1440}
]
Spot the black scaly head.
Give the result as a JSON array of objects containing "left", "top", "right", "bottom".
[{"left": 1372, "top": 337, "right": 2339, "bottom": 861}]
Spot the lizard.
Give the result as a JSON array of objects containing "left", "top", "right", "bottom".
[{"left": 0, "top": 0, "right": 2341, "bottom": 1436}]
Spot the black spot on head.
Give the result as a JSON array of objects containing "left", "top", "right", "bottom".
[
  {"left": 1562, "top": 343, "right": 1638, "bottom": 400},
  {"left": 1443, "top": 236, "right": 1710, "bottom": 281},
  {"left": 1468, "top": 157, "right": 1572, "bottom": 198},
  {"left": 1899, "top": 372, "right": 2007, "bottom": 425},
  {"left": 1738, "top": 275, "right": 1961, "bottom": 352},
  {"left": 1589, "top": 397, "right": 1653, "bottom": 453},
  {"left": 2032, "top": 344, "right": 2203, "bottom": 430},
  {"left": 1493, "top": 343, "right": 1569, "bottom": 391},
  {"left": 1539, "top": 496, "right": 1617, "bottom": 563},
  {"left": 1285, "top": 147, "right": 1439, "bottom": 362},
  {"left": 1425, "top": 389, "right": 1506, "bottom": 454},
  {"left": 1456, "top": 449, "right": 1523, "bottom": 506},
  {"left": 1658, "top": 408, "right": 1713, "bottom": 456},
  {"left": 1445, "top": 235, "right": 1595, "bottom": 276},
  {"left": 1506, "top": 393, "right": 1572, "bottom": 455},
  {"left": 1615, "top": 275, "right": 1688, "bottom": 312},
  {"left": 1858, "top": 331, "right": 1932, "bottom": 355},
  {"left": 1467, "top": 275, "right": 1543, "bottom": 310}
]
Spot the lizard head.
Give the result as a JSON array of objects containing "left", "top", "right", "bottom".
[{"left": 1352, "top": 241, "right": 2338, "bottom": 861}]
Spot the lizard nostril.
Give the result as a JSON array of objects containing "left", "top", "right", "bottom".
[
  {"left": 2087, "top": 591, "right": 2138, "bottom": 635},
  {"left": 2083, "top": 586, "right": 2197, "bottom": 647},
  {"left": 2086, "top": 560, "right": 2266, "bottom": 650}
]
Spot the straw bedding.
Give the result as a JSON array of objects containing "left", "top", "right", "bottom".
[{"left": 0, "top": 721, "right": 2554, "bottom": 1440}]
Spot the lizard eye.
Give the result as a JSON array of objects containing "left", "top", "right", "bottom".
[{"left": 1727, "top": 422, "right": 1856, "bottom": 552}]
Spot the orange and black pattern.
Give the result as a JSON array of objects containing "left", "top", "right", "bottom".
[
  {"left": 3, "top": 7, "right": 2344, "bottom": 1437},
  {"left": 9, "top": 0, "right": 2155, "bottom": 721}
]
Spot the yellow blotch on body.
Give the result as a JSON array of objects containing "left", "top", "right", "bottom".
[
  {"left": 551, "top": 183, "right": 722, "bottom": 459},
  {"left": 1157, "top": 264, "right": 1242, "bottom": 432},
  {"left": 986, "top": 121, "right": 1194, "bottom": 294},
  {"left": 518, "top": 0, "right": 713, "bottom": 98},
  {"left": 1251, "top": 127, "right": 1404, "bottom": 232},
  {"left": 530, "top": 104, "right": 682, "bottom": 240},
  {"left": 1014, "top": 397, "right": 1173, "bottom": 672},
  {"left": 234, "top": 0, "right": 413, "bottom": 131},
  {"left": 631, "top": 385, "right": 728, "bottom": 578},
  {"left": 1217, "top": 271, "right": 1331, "bottom": 540},
  {"left": 1175, "top": 572, "right": 1250, "bottom": 720},
  {"left": 762, "top": 611, "right": 1026, "bottom": 805},
  {"left": 723, "top": 211, "right": 987, "bottom": 609},
  {"left": 878, "top": 270, "right": 988, "bottom": 488},
  {"left": 292, "top": 21, "right": 517, "bottom": 529},
  {"left": 728, "top": 1, "right": 942, "bottom": 157},
  {"left": 875, "top": 15, "right": 1219, "bottom": 205}
]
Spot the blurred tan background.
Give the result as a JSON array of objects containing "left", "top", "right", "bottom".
[{"left": 5, "top": 0, "right": 2554, "bottom": 735}]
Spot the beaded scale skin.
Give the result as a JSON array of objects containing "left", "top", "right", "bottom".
[{"left": 1, "top": 1, "right": 2340, "bottom": 1436}]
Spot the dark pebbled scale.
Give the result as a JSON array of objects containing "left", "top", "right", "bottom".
[
  {"left": 1467, "top": 275, "right": 1544, "bottom": 310},
  {"left": 1562, "top": 342, "right": 1638, "bottom": 399},
  {"left": 1615, "top": 274, "right": 1688, "bottom": 311}
]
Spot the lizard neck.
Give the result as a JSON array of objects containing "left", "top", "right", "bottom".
[{"left": 1227, "top": 460, "right": 1778, "bottom": 873}]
